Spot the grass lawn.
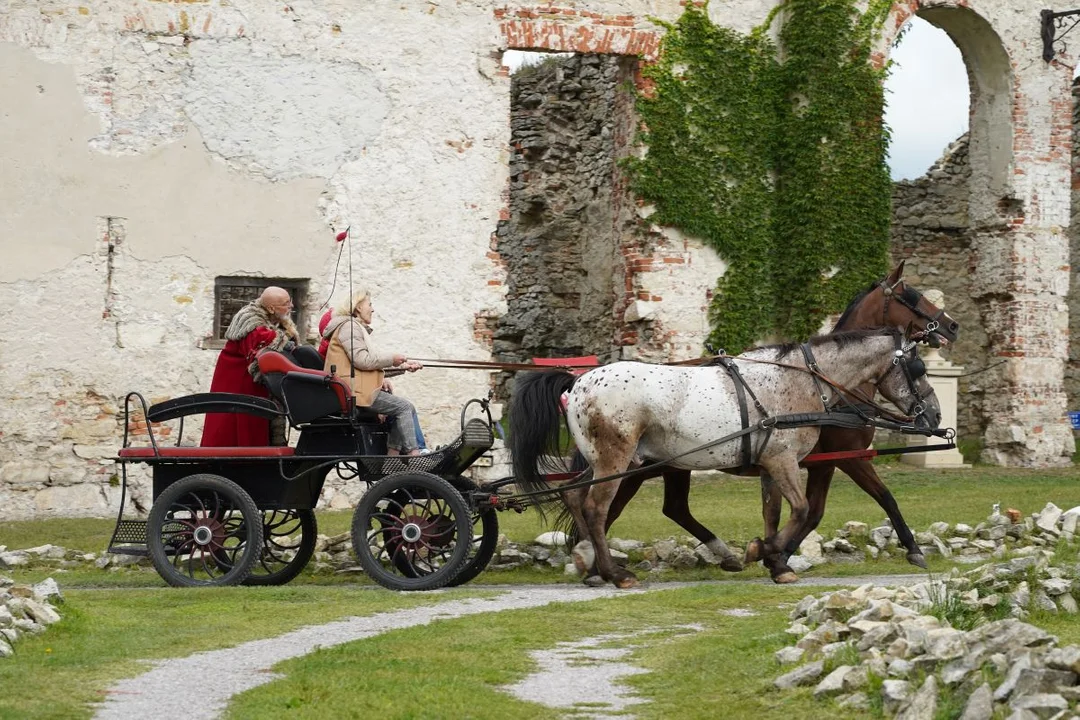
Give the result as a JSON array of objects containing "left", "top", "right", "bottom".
[
  {"left": 0, "top": 586, "right": 494, "bottom": 719},
  {"left": 2, "top": 464, "right": 1079, "bottom": 589},
  {"left": 1, "top": 465, "right": 1079, "bottom": 718}
]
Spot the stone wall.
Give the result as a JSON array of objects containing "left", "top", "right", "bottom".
[
  {"left": 889, "top": 137, "right": 988, "bottom": 441},
  {"left": 493, "top": 54, "right": 629, "bottom": 371},
  {"left": 0, "top": 0, "right": 1074, "bottom": 519}
]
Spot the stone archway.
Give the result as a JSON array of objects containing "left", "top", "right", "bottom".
[{"left": 884, "top": 1, "right": 1074, "bottom": 466}]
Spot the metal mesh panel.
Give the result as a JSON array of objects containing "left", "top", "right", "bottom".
[{"left": 108, "top": 520, "right": 149, "bottom": 556}]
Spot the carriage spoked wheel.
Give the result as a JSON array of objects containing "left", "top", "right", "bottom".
[
  {"left": 212, "top": 509, "right": 318, "bottom": 586},
  {"left": 352, "top": 472, "right": 471, "bottom": 591},
  {"left": 147, "top": 474, "right": 263, "bottom": 587},
  {"left": 445, "top": 477, "right": 499, "bottom": 588}
]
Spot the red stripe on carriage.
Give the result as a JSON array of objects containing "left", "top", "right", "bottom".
[
  {"left": 799, "top": 449, "right": 877, "bottom": 466},
  {"left": 118, "top": 446, "right": 297, "bottom": 458}
]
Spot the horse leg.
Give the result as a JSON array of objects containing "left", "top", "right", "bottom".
[
  {"left": 582, "top": 473, "right": 639, "bottom": 588},
  {"left": 746, "top": 473, "right": 783, "bottom": 566},
  {"left": 561, "top": 485, "right": 596, "bottom": 578},
  {"left": 661, "top": 469, "right": 742, "bottom": 572},
  {"left": 780, "top": 464, "right": 835, "bottom": 559},
  {"left": 836, "top": 458, "right": 927, "bottom": 568},
  {"left": 568, "top": 473, "right": 648, "bottom": 582},
  {"left": 755, "top": 458, "right": 809, "bottom": 585}
]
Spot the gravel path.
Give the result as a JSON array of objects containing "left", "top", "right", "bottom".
[
  {"left": 92, "top": 574, "right": 930, "bottom": 719},
  {"left": 93, "top": 586, "right": 646, "bottom": 720}
]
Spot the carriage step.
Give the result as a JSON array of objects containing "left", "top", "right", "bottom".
[
  {"left": 462, "top": 419, "right": 494, "bottom": 449},
  {"left": 107, "top": 519, "right": 148, "bottom": 556}
]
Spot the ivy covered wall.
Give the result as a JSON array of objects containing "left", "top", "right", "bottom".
[{"left": 629, "top": 0, "right": 893, "bottom": 352}]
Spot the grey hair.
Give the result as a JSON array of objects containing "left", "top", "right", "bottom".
[{"left": 335, "top": 288, "right": 372, "bottom": 317}]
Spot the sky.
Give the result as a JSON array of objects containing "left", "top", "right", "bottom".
[{"left": 504, "top": 16, "right": 971, "bottom": 182}]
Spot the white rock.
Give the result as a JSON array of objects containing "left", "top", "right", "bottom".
[
  {"left": 533, "top": 531, "right": 568, "bottom": 548},
  {"left": 774, "top": 646, "right": 805, "bottom": 665},
  {"left": 881, "top": 679, "right": 912, "bottom": 715},
  {"left": 813, "top": 665, "right": 854, "bottom": 698},
  {"left": 1035, "top": 503, "right": 1063, "bottom": 532},
  {"left": 31, "top": 578, "right": 62, "bottom": 604},
  {"left": 0, "top": 552, "right": 29, "bottom": 568},
  {"left": 774, "top": 660, "right": 824, "bottom": 690},
  {"left": 786, "top": 555, "right": 813, "bottom": 574},
  {"left": 959, "top": 683, "right": 993, "bottom": 720},
  {"left": 896, "top": 675, "right": 937, "bottom": 720},
  {"left": 0, "top": 638, "right": 12, "bottom": 658}
]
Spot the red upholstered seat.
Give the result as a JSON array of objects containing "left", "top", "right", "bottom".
[
  {"left": 257, "top": 350, "right": 352, "bottom": 416},
  {"left": 532, "top": 355, "right": 600, "bottom": 377},
  {"left": 119, "top": 446, "right": 296, "bottom": 458}
]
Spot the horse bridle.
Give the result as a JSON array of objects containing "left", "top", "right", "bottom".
[
  {"left": 871, "top": 332, "right": 933, "bottom": 421},
  {"left": 879, "top": 278, "right": 949, "bottom": 342}
]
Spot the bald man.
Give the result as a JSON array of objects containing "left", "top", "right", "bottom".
[{"left": 201, "top": 286, "right": 300, "bottom": 447}]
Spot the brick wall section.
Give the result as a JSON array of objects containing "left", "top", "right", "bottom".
[{"left": 496, "top": 6, "right": 661, "bottom": 60}]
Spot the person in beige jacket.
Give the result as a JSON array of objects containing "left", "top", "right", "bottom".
[{"left": 323, "top": 290, "right": 424, "bottom": 455}]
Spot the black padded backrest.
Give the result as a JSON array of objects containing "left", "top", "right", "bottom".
[{"left": 279, "top": 372, "right": 349, "bottom": 424}]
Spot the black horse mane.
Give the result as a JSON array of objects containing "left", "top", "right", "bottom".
[
  {"left": 772, "top": 326, "right": 902, "bottom": 361},
  {"left": 830, "top": 280, "right": 879, "bottom": 332}
]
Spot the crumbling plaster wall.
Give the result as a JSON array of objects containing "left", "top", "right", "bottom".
[{"left": 0, "top": 0, "right": 1074, "bottom": 519}]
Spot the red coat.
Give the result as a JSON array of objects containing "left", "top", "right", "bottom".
[{"left": 201, "top": 327, "right": 277, "bottom": 446}]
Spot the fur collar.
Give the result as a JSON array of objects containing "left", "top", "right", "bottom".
[{"left": 226, "top": 301, "right": 298, "bottom": 343}]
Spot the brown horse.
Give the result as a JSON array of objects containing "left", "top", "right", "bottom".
[{"left": 584, "top": 261, "right": 960, "bottom": 579}]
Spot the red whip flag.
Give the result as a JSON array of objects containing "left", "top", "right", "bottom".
[{"left": 335, "top": 226, "right": 350, "bottom": 242}]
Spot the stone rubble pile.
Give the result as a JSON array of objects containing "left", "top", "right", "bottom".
[
  {"left": 786, "top": 502, "right": 1080, "bottom": 575},
  {"left": 0, "top": 575, "right": 63, "bottom": 658},
  {"left": 773, "top": 565, "right": 1080, "bottom": 718},
  {"left": 2, "top": 502, "right": 1078, "bottom": 578}
]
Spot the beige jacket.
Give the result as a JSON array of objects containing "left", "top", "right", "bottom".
[{"left": 322, "top": 315, "right": 397, "bottom": 406}]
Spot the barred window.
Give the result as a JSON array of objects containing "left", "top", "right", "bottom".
[{"left": 214, "top": 277, "right": 309, "bottom": 340}]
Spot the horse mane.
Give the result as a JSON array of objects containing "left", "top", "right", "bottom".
[
  {"left": 772, "top": 326, "right": 901, "bottom": 360},
  {"left": 830, "top": 280, "right": 878, "bottom": 332}
]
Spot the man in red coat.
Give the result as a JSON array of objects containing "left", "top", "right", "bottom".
[{"left": 201, "top": 286, "right": 299, "bottom": 446}]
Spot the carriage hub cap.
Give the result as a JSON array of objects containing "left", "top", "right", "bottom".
[
  {"left": 401, "top": 523, "right": 423, "bottom": 543},
  {"left": 193, "top": 525, "right": 214, "bottom": 546}
]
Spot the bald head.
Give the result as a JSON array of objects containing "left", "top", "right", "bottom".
[{"left": 259, "top": 286, "right": 293, "bottom": 319}]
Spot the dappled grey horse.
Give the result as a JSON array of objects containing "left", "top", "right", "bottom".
[{"left": 510, "top": 327, "right": 942, "bottom": 589}]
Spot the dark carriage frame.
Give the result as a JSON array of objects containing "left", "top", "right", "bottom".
[{"left": 109, "top": 350, "right": 498, "bottom": 590}]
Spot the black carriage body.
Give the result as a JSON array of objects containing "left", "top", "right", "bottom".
[{"left": 148, "top": 458, "right": 330, "bottom": 511}]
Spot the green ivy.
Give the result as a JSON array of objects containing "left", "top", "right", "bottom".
[{"left": 628, "top": 0, "right": 894, "bottom": 352}]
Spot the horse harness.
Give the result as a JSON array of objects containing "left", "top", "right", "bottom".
[{"left": 709, "top": 333, "right": 930, "bottom": 473}]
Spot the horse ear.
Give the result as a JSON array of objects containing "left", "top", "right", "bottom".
[{"left": 886, "top": 259, "right": 905, "bottom": 284}]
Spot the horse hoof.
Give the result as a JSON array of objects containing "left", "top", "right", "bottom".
[
  {"left": 720, "top": 557, "right": 744, "bottom": 572},
  {"left": 583, "top": 575, "right": 606, "bottom": 587},
  {"left": 907, "top": 553, "right": 928, "bottom": 569},
  {"left": 615, "top": 575, "right": 640, "bottom": 589},
  {"left": 772, "top": 572, "right": 799, "bottom": 584},
  {"left": 743, "top": 538, "right": 765, "bottom": 564}
]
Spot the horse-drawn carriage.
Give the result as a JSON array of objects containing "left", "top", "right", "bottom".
[
  {"left": 109, "top": 264, "right": 960, "bottom": 591},
  {"left": 109, "top": 350, "right": 506, "bottom": 591}
]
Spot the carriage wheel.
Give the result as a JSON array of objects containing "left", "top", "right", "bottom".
[
  {"left": 240, "top": 509, "right": 317, "bottom": 586},
  {"left": 352, "top": 472, "right": 471, "bottom": 591},
  {"left": 147, "top": 474, "right": 263, "bottom": 587},
  {"left": 446, "top": 477, "right": 499, "bottom": 588}
]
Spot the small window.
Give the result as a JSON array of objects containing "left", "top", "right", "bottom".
[{"left": 214, "top": 277, "right": 309, "bottom": 341}]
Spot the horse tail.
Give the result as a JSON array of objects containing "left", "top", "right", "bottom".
[{"left": 509, "top": 370, "right": 579, "bottom": 519}]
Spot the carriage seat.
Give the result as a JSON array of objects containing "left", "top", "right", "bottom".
[{"left": 256, "top": 350, "right": 381, "bottom": 425}]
